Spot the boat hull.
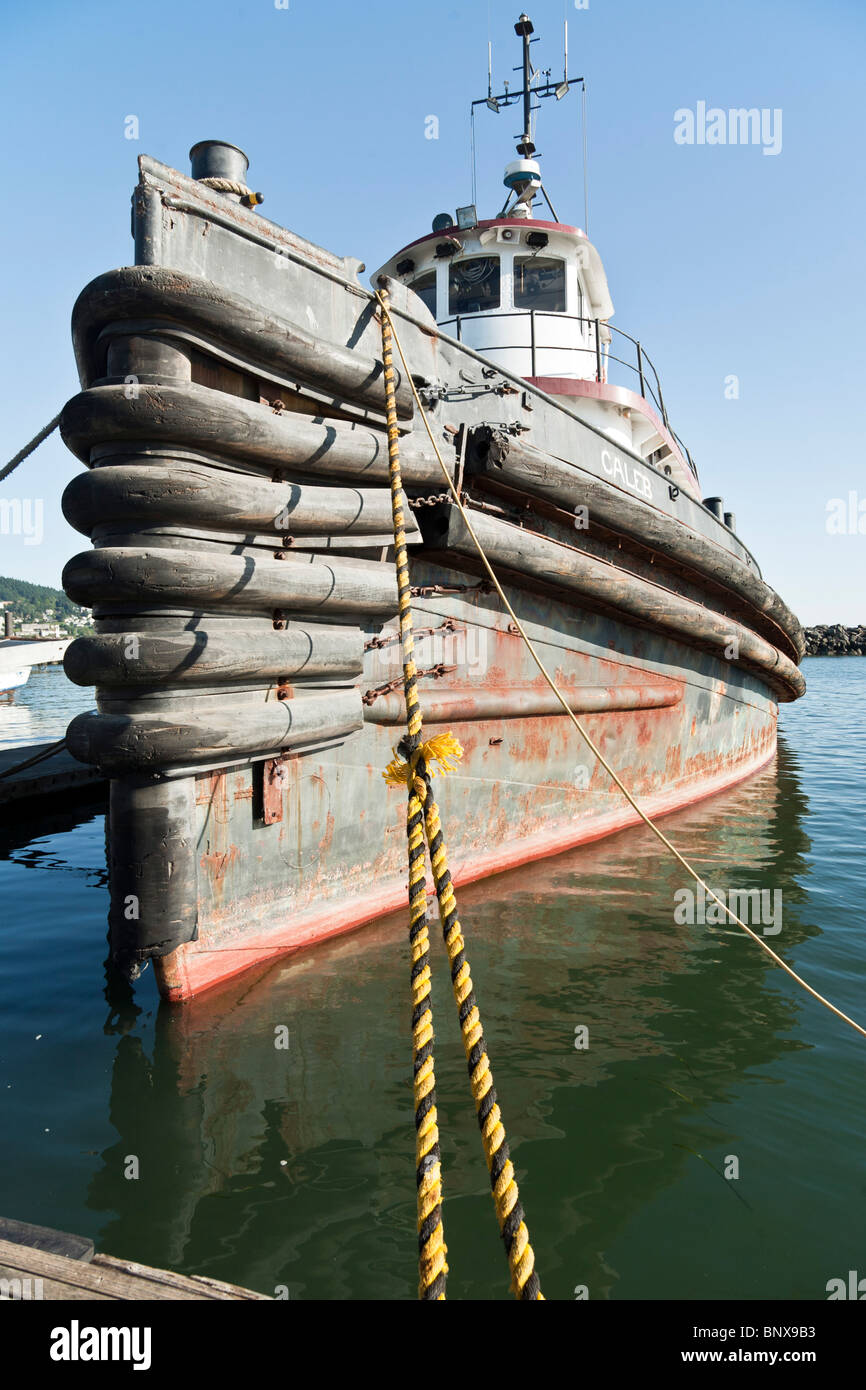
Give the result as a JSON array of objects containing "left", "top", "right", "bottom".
[
  {"left": 0, "top": 669, "right": 30, "bottom": 695},
  {"left": 0, "top": 640, "right": 71, "bottom": 696},
  {"left": 152, "top": 571, "right": 778, "bottom": 1002},
  {"left": 58, "top": 152, "right": 802, "bottom": 1001},
  {"left": 158, "top": 702, "right": 776, "bottom": 1003}
]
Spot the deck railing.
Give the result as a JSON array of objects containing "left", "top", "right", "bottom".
[{"left": 438, "top": 309, "right": 699, "bottom": 479}]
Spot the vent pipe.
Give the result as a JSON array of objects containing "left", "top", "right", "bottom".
[{"left": 188, "top": 141, "right": 263, "bottom": 208}]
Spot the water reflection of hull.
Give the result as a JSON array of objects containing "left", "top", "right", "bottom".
[
  {"left": 0, "top": 792, "right": 107, "bottom": 861},
  {"left": 88, "top": 740, "right": 812, "bottom": 1298}
]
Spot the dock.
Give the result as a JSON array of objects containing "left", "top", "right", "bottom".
[
  {"left": 0, "top": 1218, "right": 270, "bottom": 1300},
  {"left": 0, "top": 740, "right": 106, "bottom": 807}
]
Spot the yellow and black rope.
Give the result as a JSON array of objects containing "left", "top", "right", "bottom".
[
  {"left": 378, "top": 286, "right": 542, "bottom": 1301},
  {"left": 413, "top": 744, "right": 542, "bottom": 1300},
  {"left": 380, "top": 291, "right": 447, "bottom": 1300}
]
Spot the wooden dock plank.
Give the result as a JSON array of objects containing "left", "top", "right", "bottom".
[{"left": 0, "top": 1238, "right": 270, "bottom": 1300}]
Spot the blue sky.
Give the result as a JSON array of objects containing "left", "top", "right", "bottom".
[{"left": 1, "top": 0, "right": 863, "bottom": 623}]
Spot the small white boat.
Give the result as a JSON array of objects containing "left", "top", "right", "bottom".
[{"left": 0, "top": 640, "right": 70, "bottom": 696}]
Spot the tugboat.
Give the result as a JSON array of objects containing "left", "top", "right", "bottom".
[{"left": 60, "top": 14, "right": 805, "bottom": 1001}]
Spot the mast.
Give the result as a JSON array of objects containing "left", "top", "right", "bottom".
[
  {"left": 471, "top": 15, "right": 581, "bottom": 172},
  {"left": 515, "top": 13, "right": 535, "bottom": 157},
  {"left": 469, "top": 13, "right": 584, "bottom": 222}
]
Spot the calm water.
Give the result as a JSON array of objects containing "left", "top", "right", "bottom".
[
  {"left": 0, "top": 662, "right": 96, "bottom": 748},
  {"left": 0, "top": 660, "right": 863, "bottom": 1300}
]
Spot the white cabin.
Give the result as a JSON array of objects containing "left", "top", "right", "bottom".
[{"left": 375, "top": 160, "right": 701, "bottom": 500}]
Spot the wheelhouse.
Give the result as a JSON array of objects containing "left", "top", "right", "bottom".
[
  {"left": 381, "top": 214, "right": 613, "bottom": 385},
  {"left": 373, "top": 13, "right": 701, "bottom": 489}
]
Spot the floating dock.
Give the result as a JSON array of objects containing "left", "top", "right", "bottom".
[
  {"left": 0, "top": 1217, "right": 269, "bottom": 1300},
  {"left": 0, "top": 740, "right": 106, "bottom": 807}
]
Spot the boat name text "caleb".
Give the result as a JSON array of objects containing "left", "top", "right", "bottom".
[{"left": 600, "top": 449, "right": 653, "bottom": 501}]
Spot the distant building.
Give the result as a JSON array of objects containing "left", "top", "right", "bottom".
[{"left": 18, "top": 622, "right": 64, "bottom": 638}]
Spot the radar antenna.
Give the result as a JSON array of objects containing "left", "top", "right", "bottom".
[{"left": 469, "top": 13, "right": 586, "bottom": 224}]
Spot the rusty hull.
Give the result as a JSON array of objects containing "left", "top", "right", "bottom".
[
  {"left": 157, "top": 580, "right": 777, "bottom": 1001},
  {"left": 59, "top": 151, "right": 801, "bottom": 1002}
]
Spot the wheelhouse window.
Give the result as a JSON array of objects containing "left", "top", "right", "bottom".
[
  {"left": 513, "top": 256, "right": 566, "bottom": 313},
  {"left": 408, "top": 270, "right": 437, "bottom": 317},
  {"left": 448, "top": 256, "right": 500, "bottom": 315}
]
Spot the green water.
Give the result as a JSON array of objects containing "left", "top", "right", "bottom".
[{"left": 0, "top": 659, "right": 863, "bottom": 1299}]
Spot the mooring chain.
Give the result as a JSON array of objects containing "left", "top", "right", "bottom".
[
  {"left": 378, "top": 286, "right": 542, "bottom": 1301},
  {"left": 362, "top": 664, "right": 456, "bottom": 708},
  {"left": 408, "top": 491, "right": 454, "bottom": 508}
]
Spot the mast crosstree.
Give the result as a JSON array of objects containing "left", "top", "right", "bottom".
[{"left": 471, "top": 13, "right": 583, "bottom": 221}]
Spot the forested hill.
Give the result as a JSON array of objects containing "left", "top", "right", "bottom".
[{"left": 0, "top": 575, "right": 90, "bottom": 628}]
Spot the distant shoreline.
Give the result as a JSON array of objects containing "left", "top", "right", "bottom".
[{"left": 804, "top": 626, "right": 865, "bottom": 656}]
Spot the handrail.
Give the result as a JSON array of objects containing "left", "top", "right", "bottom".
[{"left": 437, "top": 309, "right": 698, "bottom": 479}]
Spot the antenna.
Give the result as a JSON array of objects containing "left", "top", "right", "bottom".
[
  {"left": 555, "top": 21, "right": 569, "bottom": 99},
  {"left": 486, "top": 41, "right": 499, "bottom": 111},
  {"left": 469, "top": 13, "right": 584, "bottom": 211},
  {"left": 471, "top": 13, "right": 581, "bottom": 151},
  {"left": 582, "top": 80, "right": 590, "bottom": 235},
  {"left": 514, "top": 13, "right": 535, "bottom": 156}
]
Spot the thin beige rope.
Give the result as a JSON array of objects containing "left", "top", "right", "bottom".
[{"left": 377, "top": 291, "right": 866, "bottom": 1042}]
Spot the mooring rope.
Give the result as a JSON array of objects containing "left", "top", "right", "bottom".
[
  {"left": 379, "top": 288, "right": 543, "bottom": 1301},
  {"left": 1, "top": 415, "right": 61, "bottom": 483},
  {"left": 0, "top": 737, "right": 68, "bottom": 780},
  {"left": 376, "top": 290, "right": 866, "bottom": 1045},
  {"left": 196, "top": 177, "right": 264, "bottom": 208},
  {"left": 380, "top": 296, "right": 447, "bottom": 1299}
]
